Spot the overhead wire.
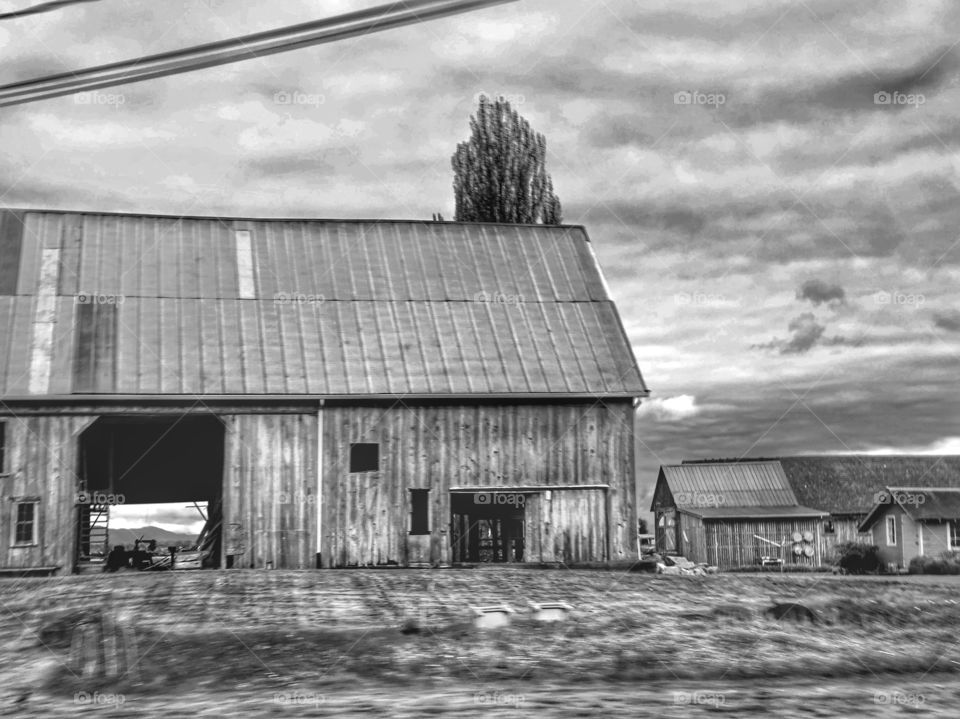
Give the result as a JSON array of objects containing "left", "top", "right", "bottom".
[
  {"left": 0, "top": 0, "right": 102, "bottom": 21},
  {"left": 0, "top": 0, "right": 517, "bottom": 107}
]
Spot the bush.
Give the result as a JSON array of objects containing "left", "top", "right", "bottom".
[
  {"left": 834, "top": 542, "right": 882, "bottom": 574},
  {"left": 908, "top": 551, "right": 960, "bottom": 575}
]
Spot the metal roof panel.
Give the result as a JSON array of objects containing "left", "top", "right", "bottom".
[{"left": 0, "top": 211, "right": 647, "bottom": 397}]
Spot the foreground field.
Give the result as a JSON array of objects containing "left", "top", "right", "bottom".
[{"left": 2, "top": 569, "right": 959, "bottom": 717}]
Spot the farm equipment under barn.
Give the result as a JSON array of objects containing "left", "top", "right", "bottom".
[{"left": 103, "top": 500, "right": 222, "bottom": 572}]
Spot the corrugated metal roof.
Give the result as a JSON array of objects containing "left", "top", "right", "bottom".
[
  {"left": 0, "top": 209, "right": 648, "bottom": 398},
  {"left": 657, "top": 461, "right": 801, "bottom": 510},
  {"left": 683, "top": 505, "right": 828, "bottom": 519}
]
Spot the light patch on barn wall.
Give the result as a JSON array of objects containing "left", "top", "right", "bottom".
[
  {"left": 28, "top": 248, "right": 60, "bottom": 394},
  {"left": 235, "top": 230, "right": 256, "bottom": 299}
]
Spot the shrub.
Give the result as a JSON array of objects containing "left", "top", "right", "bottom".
[
  {"left": 908, "top": 551, "right": 960, "bottom": 575},
  {"left": 834, "top": 542, "right": 882, "bottom": 574}
]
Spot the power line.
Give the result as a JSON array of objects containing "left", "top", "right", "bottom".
[
  {"left": 0, "top": 0, "right": 518, "bottom": 107},
  {"left": 0, "top": 0, "right": 102, "bottom": 21}
]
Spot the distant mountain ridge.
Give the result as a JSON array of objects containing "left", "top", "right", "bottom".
[{"left": 109, "top": 526, "right": 198, "bottom": 547}]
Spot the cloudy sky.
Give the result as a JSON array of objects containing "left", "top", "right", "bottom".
[{"left": 2, "top": 0, "right": 960, "bottom": 513}]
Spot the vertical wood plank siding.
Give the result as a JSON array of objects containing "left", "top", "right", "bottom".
[
  {"left": 820, "top": 517, "right": 871, "bottom": 563},
  {"left": 0, "top": 403, "right": 632, "bottom": 571},
  {"left": 221, "top": 413, "right": 318, "bottom": 569},
  {"left": 321, "top": 402, "right": 636, "bottom": 568},
  {"left": 0, "top": 416, "right": 95, "bottom": 569},
  {"left": 694, "top": 518, "right": 823, "bottom": 569}
]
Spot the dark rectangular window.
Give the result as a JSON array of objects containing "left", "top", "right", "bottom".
[
  {"left": 410, "top": 489, "right": 430, "bottom": 535},
  {"left": 349, "top": 443, "right": 379, "bottom": 473},
  {"left": 950, "top": 521, "right": 960, "bottom": 550},
  {"left": 886, "top": 515, "right": 897, "bottom": 546},
  {"left": 14, "top": 502, "right": 36, "bottom": 545},
  {"left": 0, "top": 421, "right": 5, "bottom": 474}
]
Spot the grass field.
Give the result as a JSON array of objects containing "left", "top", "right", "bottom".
[{"left": 2, "top": 569, "right": 959, "bottom": 716}]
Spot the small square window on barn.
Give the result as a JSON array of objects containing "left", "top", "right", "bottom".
[
  {"left": 13, "top": 501, "right": 38, "bottom": 546},
  {"left": 410, "top": 489, "right": 430, "bottom": 535},
  {"left": 349, "top": 443, "right": 379, "bottom": 473},
  {"left": 885, "top": 515, "right": 897, "bottom": 546},
  {"left": 823, "top": 520, "right": 835, "bottom": 534}
]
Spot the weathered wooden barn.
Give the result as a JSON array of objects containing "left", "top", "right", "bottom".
[
  {"left": 859, "top": 487, "right": 960, "bottom": 569},
  {"left": 0, "top": 209, "right": 647, "bottom": 573},
  {"left": 651, "top": 462, "right": 827, "bottom": 568}
]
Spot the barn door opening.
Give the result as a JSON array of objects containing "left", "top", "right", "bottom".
[
  {"left": 450, "top": 492, "right": 525, "bottom": 563},
  {"left": 76, "top": 416, "right": 225, "bottom": 573}
]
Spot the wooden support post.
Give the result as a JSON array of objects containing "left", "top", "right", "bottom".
[{"left": 316, "top": 400, "right": 324, "bottom": 565}]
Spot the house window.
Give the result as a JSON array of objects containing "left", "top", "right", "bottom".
[
  {"left": 13, "top": 501, "right": 38, "bottom": 545},
  {"left": 823, "top": 520, "right": 835, "bottom": 534},
  {"left": 885, "top": 515, "right": 897, "bottom": 546},
  {"left": 949, "top": 521, "right": 960, "bottom": 550},
  {"left": 410, "top": 489, "right": 430, "bottom": 535},
  {"left": 349, "top": 443, "right": 379, "bottom": 473}
]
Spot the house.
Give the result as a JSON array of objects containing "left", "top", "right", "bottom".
[
  {"left": 0, "top": 209, "right": 648, "bottom": 572},
  {"left": 650, "top": 461, "right": 827, "bottom": 568},
  {"left": 684, "top": 456, "right": 960, "bottom": 562},
  {"left": 858, "top": 487, "right": 960, "bottom": 570}
]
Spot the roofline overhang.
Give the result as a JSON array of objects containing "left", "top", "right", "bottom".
[
  {"left": 0, "top": 391, "right": 649, "bottom": 405},
  {"left": 685, "top": 509, "right": 829, "bottom": 520},
  {"left": 1, "top": 206, "right": 594, "bottom": 233}
]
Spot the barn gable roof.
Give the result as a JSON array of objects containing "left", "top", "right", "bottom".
[
  {"left": 683, "top": 505, "right": 827, "bottom": 520},
  {"left": 651, "top": 461, "right": 803, "bottom": 513},
  {"left": 0, "top": 209, "right": 648, "bottom": 399}
]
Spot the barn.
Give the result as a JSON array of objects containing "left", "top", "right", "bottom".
[
  {"left": 0, "top": 209, "right": 647, "bottom": 573},
  {"left": 651, "top": 461, "right": 827, "bottom": 568}
]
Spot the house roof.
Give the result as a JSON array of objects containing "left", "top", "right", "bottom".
[
  {"left": 684, "top": 456, "right": 960, "bottom": 516},
  {"left": 682, "top": 505, "right": 828, "bottom": 520},
  {"left": 859, "top": 487, "right": 960, "bottom": 531},
  {"left": 0, "top": 209, "right": 648, "bottom": 399},
  {"left": 652, "top": 461, "right": 802, "bottom": 512}
]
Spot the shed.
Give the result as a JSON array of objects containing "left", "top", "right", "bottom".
[
  {"left": 0, "top": 209, "right": 648, "bottom": 572},
  {"left": 651, "top": 462, "right": 827, "bottom": 568}
]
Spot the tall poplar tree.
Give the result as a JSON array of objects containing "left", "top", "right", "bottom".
[{"left": 452, "top": 95, "right": 562, "bottom": 224}]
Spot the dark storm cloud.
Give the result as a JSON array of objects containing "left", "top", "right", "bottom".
[
  {"left": 752, "top": 312, "right": 869, "bottom": 355},
  {"left": 797, "top": 279, "right": 845, "bottom": 306},
  {"left": 721, "top": 48, "right": 959, "bottom": 128},
  {"left": 636, "top": 349, "right": 960, "bottom": 503},
  {"left": 933, "top": 310, "right": 960, "bottom": 332},
  {"left": 584, "top": 117, "right": 657, "bottom": 150},
  {"left": 242, "top": 148, "right": 355, "bottom": 177},
  {"left": 781, "top": 312, "right": 827, "bottom": 354}
]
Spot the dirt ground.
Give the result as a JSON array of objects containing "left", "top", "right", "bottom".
[{"left": 2, "top": 569, "right": 959, "bottom": 717}]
